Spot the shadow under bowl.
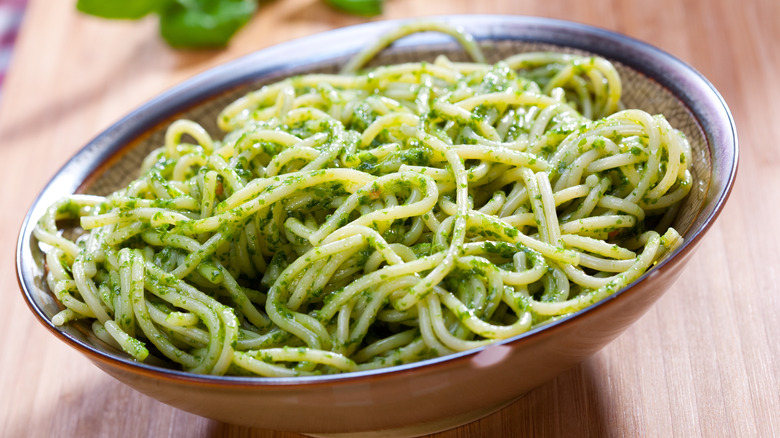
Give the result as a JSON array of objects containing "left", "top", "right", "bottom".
[{"left": 16, "top": 15, "right": 737, "bottom": 437}]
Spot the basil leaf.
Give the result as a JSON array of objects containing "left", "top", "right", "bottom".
[
  {"left": 76, "top": 0, "right": 162, "bottom": 19},
  {"left": 159, "top": 0, "right": 258, "bottom": 48},
  {"left": 325, "top": 0, "right": 383, "bottom": 16}
]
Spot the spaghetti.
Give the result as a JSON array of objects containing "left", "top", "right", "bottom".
[{"left": 34, "top": 22, "right": 691, "bottom": 376}]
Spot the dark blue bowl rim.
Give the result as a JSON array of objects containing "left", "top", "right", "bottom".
[{"left": 16, "top": 14, "right": 738, "bottom": 387}]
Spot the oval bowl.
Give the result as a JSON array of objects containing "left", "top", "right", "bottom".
[{"left": 16, "top": 15, "right": 737, "bottom": 437}]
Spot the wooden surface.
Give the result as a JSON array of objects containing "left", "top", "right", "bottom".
[{"left": 1, "top": 0, "right": 777, "bottom": 437}]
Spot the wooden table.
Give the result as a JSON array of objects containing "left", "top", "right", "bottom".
[{"left": 1, "top": 0, "right": 777, "bottom": 436}]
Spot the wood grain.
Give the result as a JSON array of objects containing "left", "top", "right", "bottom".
[{"left": 1, "top": 0, "right": 778, "bottom": 437}]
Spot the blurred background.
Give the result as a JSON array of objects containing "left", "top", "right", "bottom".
[{"left": 0, "top": 0, "right": 25, "bottom": 101}]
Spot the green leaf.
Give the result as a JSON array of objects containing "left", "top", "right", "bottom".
[
  {"left": 325, "top": 0, "right": 383, "bottom": 16},
  {"left": 159, "top": 0, "right": 258, "bottom": 48},
  {"left": 76, "top": 0, "right": 162, "bottom": 19}
]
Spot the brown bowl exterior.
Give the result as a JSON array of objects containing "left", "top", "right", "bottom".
[{"left": 17, "top": 15, "right": 737, "bottom": 436}]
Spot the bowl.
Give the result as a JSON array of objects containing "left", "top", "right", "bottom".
[{"left": 16, "top": 15, "right": 737, "bottom": 437}]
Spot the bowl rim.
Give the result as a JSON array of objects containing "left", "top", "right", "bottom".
[{"left": 16, "top": 14, "right": 739, "bottom": 387}]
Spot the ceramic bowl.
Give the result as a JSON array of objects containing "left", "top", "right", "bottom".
[{"left": 16, "top": 15, "right": 737, "bottom": 437}]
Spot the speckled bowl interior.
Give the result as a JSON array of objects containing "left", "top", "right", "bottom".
[{"left": 17, "top": 15, "right": 736, "bottom": 437}]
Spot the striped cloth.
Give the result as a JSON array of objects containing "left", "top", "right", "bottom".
[{"left": 0, "top": 0, "right": 26, "bottom": 100}]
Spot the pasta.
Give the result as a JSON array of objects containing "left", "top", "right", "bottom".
[{"left": 34, "top": 22, "right": 692, "bottom": 377}]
